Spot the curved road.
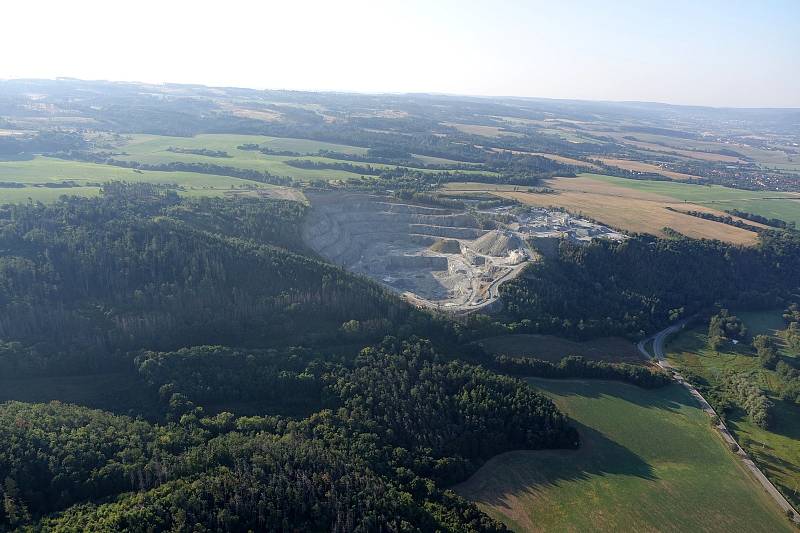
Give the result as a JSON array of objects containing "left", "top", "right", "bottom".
[{"left": 638, "top": 323, "right": 800, "bottom": 524}]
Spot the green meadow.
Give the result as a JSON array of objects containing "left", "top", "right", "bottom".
[
  {"left": 456, "top": 378, "right": 792, "bottom": 532},
  {"left": 0, "top": 156, "right": 280, "bottom": 203},
  {"left": 666, "top": 309, "right": 800, "bottom": 510},
  {"left": 0, "top": 134, "right": 495, "bottom": 203},
  {"left": 115, "top": 134, "right": 491, "bottom": 179}
]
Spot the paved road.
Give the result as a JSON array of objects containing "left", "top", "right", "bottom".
[{"left": 639, "top": 323, "right": 800, "bottom": 524}]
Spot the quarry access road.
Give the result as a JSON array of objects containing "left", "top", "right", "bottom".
[
  {"left": 404, "top": 247, "right": 533, "bottom": 314},
  {"left": 638, "top": 323, "right": 800, "bottom": 524},
  {"left": 403, "top": 259, "right": 526, "bottom": 314}
]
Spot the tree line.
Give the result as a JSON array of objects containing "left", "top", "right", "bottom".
[{"left": 1, "top": 338, "right": 576, "bottom": 531}]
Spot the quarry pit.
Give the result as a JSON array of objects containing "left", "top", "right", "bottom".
[{"left": 303, "top": 191, "right": 625, "bottom": 312}]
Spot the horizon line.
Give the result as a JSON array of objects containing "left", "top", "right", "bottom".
[{"left": 2, "top": 76, "right": 799, "bottom": 112}]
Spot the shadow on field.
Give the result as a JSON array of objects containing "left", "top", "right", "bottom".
[
  {"left": 528, "top": 378, "right": 697, "bottom": 413},
  {"left": 563, "top": 420, "right": 656, "bottom": 480},
  {"left": 769, "top": 399, "right": 800, "bottom": 440},
  {"left": 456, "top": 419, "right": 656, "bottom": 508}
]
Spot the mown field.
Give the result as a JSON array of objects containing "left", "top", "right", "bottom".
[
  {"left": 445, "top": 179, "right": 764, "bottom": 244},
  {"left": 0, "top": 156, "right": 294, "bottom": 203},
  {"left": 445, "top": 172, "right": 798, "bottom": 243},
  {"left": 666, "top": 309, "right": 800, "bottom": 510},
  {"left": 456, "top": 378, "right": 793, "bottom": 532},
  {"left": 580, "top": 173, "right": 800, "bottom": 225},
  {"left": 475, "top": 334, "right": 644, "bottom": 365}
]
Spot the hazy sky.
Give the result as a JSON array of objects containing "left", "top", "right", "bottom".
[{"left": 2, "top": 0, "right": 798, "bottom": 107}]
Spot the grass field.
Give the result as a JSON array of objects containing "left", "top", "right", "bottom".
[
  {"left": 666, "top": 309, "right": 800, "bottom": 509},
  {"left": 476, "top": 334, "right": 644, "bottom": 365},
  {"left": 455, "top": 378, "right": 793, "bottom": 532},
  {"left": 0, "top": 133, "right": 495, "bottom": 203},
  {"left": 113, "top": 134, "right": 492, "bottom": 179},
  {"left": 0, "top": 156, "right": 295, "bottom": 203}
]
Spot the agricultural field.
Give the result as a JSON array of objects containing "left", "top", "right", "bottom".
[
  {"left": 0, "top": 133, "right": 498, "bottom": 203},
  {"left": 577, "top": 174, "right": 800, "bottom": 226},
  {"left": 0, "top": 156, "right": 294, "bottom": 203},
  {"left": 666, "top": 310, "right": 800, "bottom": 509},
  {"left": 112, "top": 134, "right": 492, "bottom": 178},
  {"left": 456, "top": 378, "right": 792, "bottom": 532},
  {"left": 444, "top": 172, "right": 799, "bottom": 242},
  {"left": 441, "top": 122, "right": 523, "bottom": 138},
  {"left": 596, "top": 157, "right": 700, "bottom": 181},
  {"left": 531, "top": 153, "right": 598, "bottom": 169},
  {"left": 475, "top": 334, "right": 644, "bottom": 365},
  {"left": 445, "top": 179, "right": 764, "bottom": 244}
]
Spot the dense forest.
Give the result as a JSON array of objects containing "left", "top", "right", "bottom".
[
  {"left": 0, "top": 338, "right": 576, "bottom": 531},
  {"left": 500, "top": 231, "right": 800, "bottom": 339},
  {"left": 0, "top": 184, "right": 436, "bottom": 376}
]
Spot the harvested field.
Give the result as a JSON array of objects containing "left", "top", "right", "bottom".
[
  {"left": 605, "top": 134, "right": 745, "bottom": 162},
  {"left": 531, "top": 152, "right": 600, "bottom": 169},
  {"left": 476, "top": 334, "right": 645, "bottom": 364},
  {"left": 444, "top": 176, "right": 773, "bottom": 244},
  {"left": 499, "top": 188, "right": 760, "bottom": 244},
  {"left": 597, "top": 157, "right": 700, "bottom": 181},
  {"left": 218, "top": 102, "right": 284, "bottom": 122},
  {"left": 487, "top": 147, "right": 600, "bottom": 169}
]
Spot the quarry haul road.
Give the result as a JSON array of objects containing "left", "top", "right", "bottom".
[
  {"left": 402, "top": 246, "right": 533, "bottom": 314},
  {"left": 638, "top": 323, "right": 800, "bottom": 524}
]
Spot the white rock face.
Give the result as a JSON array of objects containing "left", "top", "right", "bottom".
[{"left": 303, "top": 191, "right": 624, "bottom": 312}]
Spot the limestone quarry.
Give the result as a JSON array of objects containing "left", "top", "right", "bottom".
[{"left": 303, "top": 191, "right": 625, "bottom": 312}]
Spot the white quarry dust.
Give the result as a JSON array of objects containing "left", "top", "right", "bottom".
[
  {"left": 302, "top": 191, "right": 532, "bottom": 312},
  {"left": 470, "top": 230, "right": 523, "bottom": 257},
  {"left": 302, "top": 191, "right": 625, "bottom": 312}
]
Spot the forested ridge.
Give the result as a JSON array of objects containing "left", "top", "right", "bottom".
[
  {"left": 501, "top": 231, "right": 800, "bottom": 338},
  {"left": 0, "top": 184, "right": 427, "bottom": 375},
  {"left": 0, "top": 339, "right": 575, "bottom": 531}
]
